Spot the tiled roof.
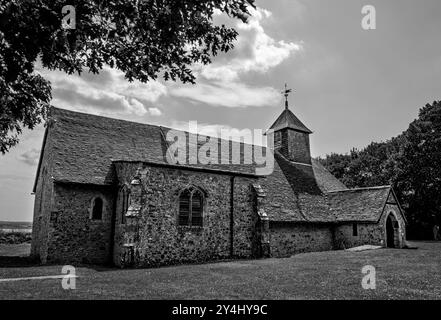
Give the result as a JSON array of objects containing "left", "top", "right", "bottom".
[
  {"left": 260, "top": 153, "right": 344, "bottom": 223},
  {"left": 41, "top": 108, "right": 266, "bottom": 188},
  {"left": 312, "top": 159, "right": 348, "bottom": 193},
  {"left": 157, "top": 127, "right": 263, "bottom": 175},
  {"left": 35, "top": 107, "right": 396, "bottom": 224},
  {"left": 326, "top": 186, "right": 392, "bottom": 222},
  {"left": 268, "top": 108, "right": 312, "bottom": 133},
  {"left": 45, "top": 107, "right": 167, "bottom": 186}
]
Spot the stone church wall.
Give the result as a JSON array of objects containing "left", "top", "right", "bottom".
[
  {"left": 45, "top": 183, "right": 115, "bottom": 264},
  {"left": 333, "top": 203, "right": 406, "bottom": 249},
  {"left": 333, "top": 223, "right": 383, "bottom": 249},
  {"left": 113, "top": 163, "right": 259, "bottom": 268},
  {"left": 268, "top": 223, "right": 334, "bottom": 257},
  {"left": 30, "top": 128, "right": 56, "bottom": 263},
  {"left": 233, "top": 176, "right": 261, "bottom": 258}
]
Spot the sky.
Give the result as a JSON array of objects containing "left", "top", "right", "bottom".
[{"left": 1, "top": 0, "right": 441, "bottom": 222}]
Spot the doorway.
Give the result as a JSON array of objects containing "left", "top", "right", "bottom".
[{"left": 386, "top": 214, "right": 398, "bottom": 248}]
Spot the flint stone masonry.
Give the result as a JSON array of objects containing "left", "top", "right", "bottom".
[
  {"left": 31, "top": 122, "right": 56, "bottom": 263},
  {"left": 113, "top": 162, "right": 260, "bottom": 268},
  {"left": 269, "top": 223, "right": 334, "bottom": 257},
  {"left": 333, "top": 203, "right": 406, "bottom": 249},
  {"left": 46, "top": 183, "right": 114, "bottom": 264}
]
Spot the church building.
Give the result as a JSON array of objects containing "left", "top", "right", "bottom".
[{"left": 30, "top": 101, "right": 407, "bottom": 267}]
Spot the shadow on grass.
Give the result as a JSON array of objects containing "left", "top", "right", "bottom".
[
  {"left": 87, "top": 256, "right": 268, "bottom": 273},
  {"left": 0, "top": 255, "right": 40, "bottom": 268}
]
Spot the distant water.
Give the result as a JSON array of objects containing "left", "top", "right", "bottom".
[{"left": 0, "top": 228, "right": 32, "bottom": 233}]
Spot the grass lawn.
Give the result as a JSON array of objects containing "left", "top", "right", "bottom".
[
  {"left": 0, "top": 243, "right": 31, "bottom": 257},
  {"left": 0, "top": 241, "right": 440, "bottom": 299}
]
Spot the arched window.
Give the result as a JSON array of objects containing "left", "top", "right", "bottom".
[
  {"left": 191, "top": 190, "right": 203, "bottom": 227},
  {"left": 178, "top": 187, "right": 204, "bottom": 227},
  {"left": 91, "top": 197, "right": 103, "bottom": 220},
  {"left": 120, "top": 186, "right": 130, "bottom": 224}
]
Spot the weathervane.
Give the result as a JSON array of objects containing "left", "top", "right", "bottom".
[{"left": 282, "top": 83, "right": 292, "bottom": 109}]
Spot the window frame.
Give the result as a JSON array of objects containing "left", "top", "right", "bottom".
[
  {"left": 352, "top": 223, "right": 358, "bottom": 237},
  {"left": 91, "top": 197, "right": 104, "bottom": 220},
  {"left": 178, "top": 187, "right": 204, "bottom": 227}
]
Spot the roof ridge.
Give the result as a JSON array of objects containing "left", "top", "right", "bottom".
[
  {"left": 51, "top": 106, "right": 159, "bottom": 128},
  {"left": 326, "top": 185, "right": 391, "bottom": 193}
]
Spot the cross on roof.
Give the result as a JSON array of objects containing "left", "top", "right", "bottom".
[{"left": 282, "top": 83, "right": 292, "bottom": 109}]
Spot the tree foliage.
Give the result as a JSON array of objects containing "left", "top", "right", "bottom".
[
  {"left": 0, "top": 0, "right": 254, "bottom": 153},
  {"left": 395, "top": 101, "right": 441, "bottom": 237},
  {"left": 319, "top": 101, "right": 441, "bottom": 239}
]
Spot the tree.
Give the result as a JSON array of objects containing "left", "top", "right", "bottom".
[
  {"left": 395, "top": 101, "right": 441, "bottom": 238},
  {"left": 319, "top": 139, "right": 403, "bottom": 188},
  {"left": 317, "top": 152, "right": 352, "bottom": 185},
  {"left": 320, "top": 101, "right": 441, "bottom": 239},
  {"left": 0, "top": 0, "right": 254, "bottom": 153}
]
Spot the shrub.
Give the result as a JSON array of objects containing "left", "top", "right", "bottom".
[{"left": 0, "top": 230, "right": 32, "bottom": 244}]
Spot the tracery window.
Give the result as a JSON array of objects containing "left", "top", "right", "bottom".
[{"left": 178, "top": 187, "right": 204, "bottom": 227}]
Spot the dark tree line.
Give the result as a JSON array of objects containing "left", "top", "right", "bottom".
[{"left": 319, "top": 101, "right": 441, "bottom": 239}]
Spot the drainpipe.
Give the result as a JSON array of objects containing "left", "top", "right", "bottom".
[{"left": 230, "top": 176, "right": 235, "bottom": 257}]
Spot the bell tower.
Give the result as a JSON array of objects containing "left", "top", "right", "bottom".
[{"left": 268, "top": 85, "right": 312, "bottom": 165}]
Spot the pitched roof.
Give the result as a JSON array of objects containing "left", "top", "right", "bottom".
[
  {"left": 259, "top": 153, "right": 345, "bottom": 223},
  {"left": 326, "top": 186, "right": 392, "bottom": 222},
  {"left": 34, "top": 107, "right": 399, "bottom": 224},
  {"left": 268, "top": 108, "right": 312, "bottom": 134},
  {"left": 312, "top": 159, "right": 348, "bottom": 193},
  {"left": 41, "top": 107, "right": 167, "bottom": 187}
]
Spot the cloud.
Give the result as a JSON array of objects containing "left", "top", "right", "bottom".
[
  {"left": 148, "top": 107, "right": 162, "bottom": 116},
  {"left": 36, "top": 6, "right": 301, "bottom": 114},
  {"left": 17, "top": 148, "right": 40, "bottom": 166},
  {"left": 171, "top": 81, "right": 280, "bottom": 108},
  {"left": 39, "top": 66, "right": 166, "bottom": 117},
  {"left": 171, "top": 120, "right": 242, "bottom": 137},
  {"left": 170, "top": 7, "right": 302, "bottom": 107},
  {"left": 200, "top": 8, "right": 302, "bottom": 81}
]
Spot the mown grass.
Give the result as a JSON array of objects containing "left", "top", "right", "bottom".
[
  {"left": 0, "top": 243, "right": 31, "bottom": 257},
  {"left": 0, "top": 241, "right": 440, "bottom": 300}
]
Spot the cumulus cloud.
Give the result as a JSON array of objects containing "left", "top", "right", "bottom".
[
  {"left": 40, "top": 66, "right": 166, "bottom": 117},
  {"left": 170, "top": 7, "right": 302, "bottom": 107},
  {"left": 201, "top": 8, "right": 302, "bottom": 81},
  {"left": 17, "top": 148, "right": 40, "bottom": 166}
]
